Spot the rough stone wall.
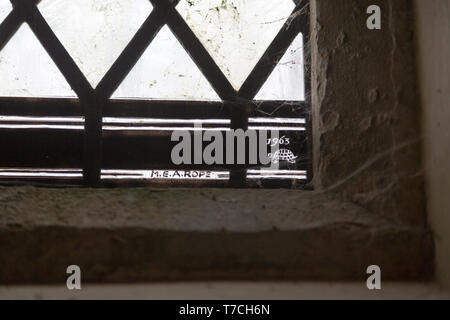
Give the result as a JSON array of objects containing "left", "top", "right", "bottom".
[
  {"left": 311, "top": 0, "right": 425, "bottom": 226},
  {"left": 414, "top": 0, "right": 450, "bottom": 289}
]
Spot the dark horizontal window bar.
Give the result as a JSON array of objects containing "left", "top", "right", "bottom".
[
  {"left": 0, "top": 98, "right": 311, "bottom": 187},
  {"left": 0, "top": 98, "right": 309, "bottom": 118}
]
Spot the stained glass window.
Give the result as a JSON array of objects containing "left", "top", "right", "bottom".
[{"left": 0, "top": 0, "right": 310, "bottom": 188}]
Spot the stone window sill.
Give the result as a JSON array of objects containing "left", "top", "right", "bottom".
[{"left": 0, "top": 186, "right": 433, "bottom": 283}]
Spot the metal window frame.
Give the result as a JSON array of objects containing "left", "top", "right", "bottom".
[{"left": 0, "top": 0, "right": 311, "bottom": 187}]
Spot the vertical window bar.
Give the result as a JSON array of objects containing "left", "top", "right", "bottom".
[{"left": 11, "top": 0, "right": 100, "bottom": 185}]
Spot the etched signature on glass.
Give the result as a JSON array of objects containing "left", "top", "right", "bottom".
[{"left": 268, "top": 149, "right": 297, "bottom": 164}]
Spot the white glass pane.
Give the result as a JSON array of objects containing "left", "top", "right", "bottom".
[
  {"left": 177, "top": 0, "right": 295, "bottom": 90},
  {"left": 0, "top": 0, "right": 12, "bottom": 25},
  {"left": 38, "top": 0, "right": 153, "bottom": 88},
  {"left": 0, "top": 24, "right": 76, "bottom": 98},
  {"left": 112, "top": 25, "right": 220, "bottom": 101},
  {"left": 255, "top": 33, "right": 305, "bottom": 101}
]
